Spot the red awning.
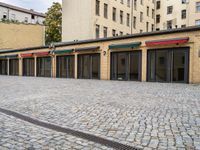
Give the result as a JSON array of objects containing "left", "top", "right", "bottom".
[
  {"left": 145, "top": 37, "right": 189, "bottom": 47},
  {"left": 20, "top": 53, "right": 33, "bottom": 57},
  {"left": 34, "top": 52, "right": 49, "bottom": 56}
]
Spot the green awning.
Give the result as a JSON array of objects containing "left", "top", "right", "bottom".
[
  {"left": 0, "top": 56, "right": 6, "bottom": 59},
  {"left": 54, "top": 49, "right": 74, "bottom": 54},
  {"left": 109, "top": 42, "right": 142, "bottom": 49}
]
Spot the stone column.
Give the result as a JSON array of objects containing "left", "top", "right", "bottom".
[
  {"left": 74, "top": 54, "right": 78, "bottom": 79},
  {"left": 141, "top": 47, "right": 147, "bottom": 82},
  {"left": 34, "top": 57, "right": 37, "bottom": 77},
  {"left": 19, "top": 57, "right": 23, "bottom": 76}
]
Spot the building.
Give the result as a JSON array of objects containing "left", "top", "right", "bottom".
[
  {"left": 0, "top": 22, "right": 45, "bottom": 50},
  {"left": 0, "top": 2, "right": 45, "bottom": 25},
  {"left": 62, "top": 0, "right": 200, "bottom": 42},
  {"left": 0, "top": 26, "right": 200, "bottom": 84},
  {"left": 155, "top": 0, "right": 200, "bottom": 30},
  {"left": 62, "top": 0, "right": 155, "bottom": 42}
]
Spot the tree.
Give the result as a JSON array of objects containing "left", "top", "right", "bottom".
[{"left": 44, "top": 2, "right": 62, "bottom": 45}]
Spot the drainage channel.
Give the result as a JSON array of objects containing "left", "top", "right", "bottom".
[{"left": 0, "top": 107, "right": 138, "bottom": 150}]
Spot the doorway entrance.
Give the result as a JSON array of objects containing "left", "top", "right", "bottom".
[{"left": 147, "top": 48, "right": 189, "bottom": 83}]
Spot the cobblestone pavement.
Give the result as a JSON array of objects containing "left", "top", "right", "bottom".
[
  {"left": 0, "top": 76, "right": 200, "bottom": 149},
  {"left": 0, "top": 113, "right": 112, "bottom": 150}
]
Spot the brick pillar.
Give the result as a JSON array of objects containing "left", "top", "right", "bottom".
[
  {"left": 34, "top": 57, "right": 37, "bottom": 77},
  {"left": 7, "top": 58, "right": 9, "bottom": 76},
  {"left": 19, "top": 57, "right": 23, "bottom": 76},
  {"left": 74, "top": 54, "right": 78, "bottom": 79},
  {"left": 141, "top": 47, "right": 147, "bottom": 82},
  {"left": 51, "top": 55, "right": 56, "bottom": 78}
]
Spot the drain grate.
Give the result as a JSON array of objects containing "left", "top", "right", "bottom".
[{"left": 0, "top": 107, "right": 139, "bottom": 150}]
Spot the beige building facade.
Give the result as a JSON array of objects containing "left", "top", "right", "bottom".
[
  {"left": 155, "top": 0, "right": 200, "bottom": 30},
  {"left": 0, "top": 22, "right": 45, "bottom": 50},
  {"left": 62, "top": 0, "right": 155, "bottom": 42},
  {"left": 62, "top": 0, "right": 200, "bottom": 42}
]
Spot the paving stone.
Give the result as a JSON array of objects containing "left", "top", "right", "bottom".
[{"left": 0, "top": 76, "right": 199, "bottom": 149}]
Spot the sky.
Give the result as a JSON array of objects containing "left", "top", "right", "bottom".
[{"left": 0, "top": 0, "right": 62, "bottom": 13}]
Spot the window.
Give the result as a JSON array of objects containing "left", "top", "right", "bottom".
[
  {"left": 133, "top": 16, "right": 136, "bottom": 29},
  {"left": 3, "top": 12, "right": 7, "bottom": 19},
  {"left": 113, "top": 7, "right": 117, "bottom": 21},
  {"left": 152, "top": 9, "right": 155, "bottom": 19},
  {"left": 127, "top": 13, "right": 130, "bottom": 26},
  {"left": 181, "top": 25, "right": 186, "bottom": 28},
  {"left": 134, "top": 0, "right": 137, "bottom": 10},
  {"left": 146, "top": 22, "right": 149, "bottom": 32},
  {"left": 167, "top": 6, "right": 173, "bottom": 14},
  {"left": 31, "top": 14, "right": 35, "bottom": 19},
  {"left": 127, "top": 0, "right": 131, "bottom": 7},
  {"left": 140, "top": 0, "right": 143, "bottom": 5},
  {"left": 167, "top": 20, "right": 173, "bottom": 29},
  {"left": 156, "top": 1, "right": 160, "bottom": 9},
  {"left": 147, "top": 7, "right": 149, "bottom": 16},
  {"left": 182, "top": 0, "right": 187, "bottom": 4},
  {"left": 120, "top": 10, "right": 123, "bottom": 24},
  {"left": 96, "top": 0, "right": 100, "bottom": 16},
  {"left": 103, "top": 27, "right": 108, "bottom": 38},
  {"left": 120, "top": 31, "right": 123, "bottom": 36},
  {"left": 195, "top": 20, "right": 200, "bottom": 25},
  {"left": 196, "top": 2, "right": 200, "bottom": 12},
  {"left": 104, "top": 3, "right": 108, "bottom": 18},
  {"left": 140, "top": 12, "right": 143, "bottom": 22},
  {"left": 112, "top": 29, "right": 116, "bottom": 36},
  {"left": 24, "top": 17, "right": 28, "bottom": 23},
  {"left": 156, "top": 15, "right": 160, "bottom": 23},
  {"left": 121, "top": 0, "right": 124, "bottom": 4},
  {"left": 152, "top": 24, "right": 154, "bottom": 31},
  {"left": 96, "top": 24, "right": 100, "bottom": 39},
  {"left": 182, "top": 10, "right": 186, "bottom": 19}
]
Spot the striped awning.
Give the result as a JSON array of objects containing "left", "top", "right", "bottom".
[
  {"left": 34, "top": 52, "right": 49, "bottom": 56},
  {"left": 20, "top": 53, "right": 33, "bottom": 57},
  {"left": 0, "top": 56, "right": 6, "bottom": 59},
  {"left": 109, "top": 42, "right": 142, "bottom": 49},
  {"left": 145, "top": 37, "right": 189, "bottom": 47},
  {"left": 75, "top": 46, "right": 100, "bottom": 52},
  {"left": 7, "top": 54, "right": 18, "bottom": 59},
  {"left": 54, "top": 49, "right": 74, "bottom": 54}
]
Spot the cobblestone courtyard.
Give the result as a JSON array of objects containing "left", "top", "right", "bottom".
[{"left": 0, "top": 76, "right": 200, "bottom": 150}]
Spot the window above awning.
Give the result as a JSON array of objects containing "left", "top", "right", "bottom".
[
  {"left": 109, "top": 42, "right": 142, "bottom": 49},
  {"left": 20, "top": 53, "right": 33, "bottom": 57},
  {"left": 34, "top": 52, "right": 49, "bottom": 56},
  {"left": 75, "top": 46, "right": 100, "bottom": 52},
  {"left": 54, "top": 49, "right": 74, "bottom": 55},
  {"left": 145, "top": 37, "right": 189, "bottom": 47}
]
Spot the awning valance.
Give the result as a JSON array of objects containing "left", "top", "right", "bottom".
[
  {"left": 20, "top": 53, "right": 33, "bottom": 57},
  {"left": 34, "top": 52, "right": 49, "bottom": 56},
  {"left": 0, "top": 56, "right": 6, "bottom": 59},
  {"left": 109, "top": 42, "right": 142, "bottom": 49},
  {"left": 7, "top": 54, "right": 18, "bottom": 59},
  {"left": 75, "top": 46, "right": 100, "bottom": 52},
  {"left": 145, "top": 37, "right": 189, "bottom": 47},
  {"left": 54, "top": 49, "right": 74, "bottom": 55}
]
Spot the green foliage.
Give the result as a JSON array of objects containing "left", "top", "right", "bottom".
[{"left": 44, "top": 2, "right": 62, "bottom": 45}]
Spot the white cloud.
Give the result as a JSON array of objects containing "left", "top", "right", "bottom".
[{"left": 0, "top": 0, "right": 62, "bottom": 12}]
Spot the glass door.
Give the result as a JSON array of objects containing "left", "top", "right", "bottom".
[
  {"left": 147, "top": 48, "right": 189, "bottom": 83},
  {"left": 23, "top": 58, "right": 34, "bottom": 76},
  {"left": 9, "top": 59, "right": 19, "bottom": 76},
  {"left": 0, "top": 60, "right": 7, "bottom": 75},
  {"left": 78, "top": 54, "right": 100, "bottom": 79},
  {"left": 37, "top": 57, "right": 51, "bottom": 77}
]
